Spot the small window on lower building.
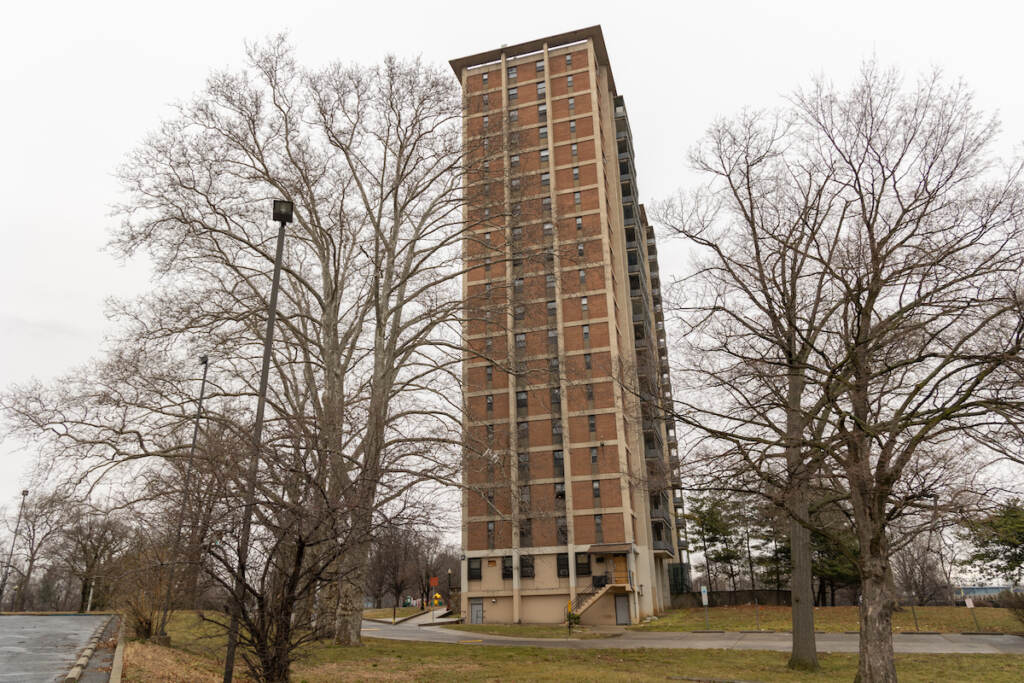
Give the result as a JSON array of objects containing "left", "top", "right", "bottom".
[
  {"left": 520, "top": 554, "right": 535, "bottom": 578},
  {"left": 557, "top": 552, "right": 569, "bottom": 577},
  {"left": 502, "top": 555, "right": 513, "bottom": 579},
  {"left": 575, "top": 552, "right": 592, "bottom": 577},
  {"left": 468, "top": 557, "right": 482, "bottom": 580}
]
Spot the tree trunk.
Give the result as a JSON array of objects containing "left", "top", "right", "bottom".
[
  {"left": 334, "top": 536, "right": 370, "bottom": 645},
  {"left": 15, "top": 557, "right": 34, "bottom": 611},
  {"left": 857, "top": 565, "right": 897, "bottom": 683},
  {"left": 788, "top": 495, "right": 819, "bottom": 671}
]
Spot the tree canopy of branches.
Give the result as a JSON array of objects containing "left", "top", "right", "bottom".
[
  {"left": 659, "top": 62, "right": 1024, "bottom": 682},
  {"left": 2, "top": 35, "right": 471, "bottom": 681}
]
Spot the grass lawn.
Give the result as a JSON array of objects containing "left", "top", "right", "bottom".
[
  {"left": 631, "top": 605, "right": 1023, "bottom": 633},
  {"left": 121, "top": 611, "right": 1024, "bottom": 682},
  {"left": 441, "top": 623, "right": 613, "bottom": 639},
  {"left": 362, "top": 606, "right": 426, "bottom": 621}
]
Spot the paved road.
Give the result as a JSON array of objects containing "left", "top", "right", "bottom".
[
  {"left": 361, "top": 619, "right": 1024, "bottom": 654},
  {"left": 0, "top": 615, "right": 109, "bottom": 682}
]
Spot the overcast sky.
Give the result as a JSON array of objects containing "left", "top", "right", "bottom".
[{"left": 2, "top": 0, "right": 1022, "bottom": 507}]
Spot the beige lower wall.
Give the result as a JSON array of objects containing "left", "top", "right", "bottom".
[
  {"left": 479, "top": 596, "right": 514, "bottom": 623},
  {"left": 579, "top": 590, "right": 619, "bottom": 625},
  {"left": 521, "top": 594, "right": 570, "bottom": 623}
]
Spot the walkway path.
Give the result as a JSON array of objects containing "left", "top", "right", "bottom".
[{"left": 360, "top": 619, "right": 1024, "bottom": 655}]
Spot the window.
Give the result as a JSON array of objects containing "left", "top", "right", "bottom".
[
  {"left": 567, "top": 75, "right": 574, "bottom": 88},
  {"left": 510, "top": 153, "right": 520, "bottom": 167},
  {"left": 538, "top": 103, "right": 547, "bottom": 122},
  {"left": 550, "top": 386, "right": 561, "bottom": 407},
  {"left": 486, "top": 423, "right": 494, "bottom": 443},
  {"left": 508, "top": 87, "right": 518, "bottom": 101},
  {"left": 485, "top": 336, "right": 493, "bottom": 352},
  {"left": 590, "top": 446, "right": 599, "bottom": 464},
  {"left": 514, "top": 306, "right": 525, "bottom": 322},
  {"left": 549, "top": 356, "right": 559, "bottom": 372},
  {"left": 520, "top": 554, "right": 535, "bottom": 577},
  {"left": 483, "top": 160, "right": 490, "bottom": 173},
  {"left": 539, "top": 126, "right": 548, "bottom": 139},
  {"left": 566, "top": 54, "right": 573, "bottom": 67},
  {"left": 543, "top": 221, "right": 553, "bottom": 235},
  {"left": 536, "top": 60, "right": 544, "bottom": 73},
  {"left": 510, "top": 178, "right": 521, "bottom": 192},
  {"left": 575, "top": 552, "right": 591, "bottom": 577},
  {"left": 483, "top": 206, "right": 491, "bottom": 219},
  {"left": 582, "top": 324, "right": 590, "bottom": 341},
  {"left": 588, "top": 414, "right": 597, "bottom": 434},
  {"left": 553, "top": 448, "right": 564, "bottom": 476},
  {"left": 486, "top": 394, "right": 494, "bottom": 414},
  {"left": 573, "top": 166, "right": 580, "bottom": 181},
  {"left": 517, "top": 420, "right": 529, "bottom": 443},
  {"left": 512, "top": 201, "right": 522, "bottom": 216},
  {"left": 515, "top": 332, "right": 526, "bottom": 348},
  {"left": 468, "top": 557, "right": 482, "bottom": 580},
  {"left": 511, "top": 225, "right": 523, "bottom": 240},
  {"left": 547, "top": 328, "right": 558, "bottom": 347},
  {"left": 593, "top": 480, "right": 601, "bottom": 500},
  {"left": 577, "top": 243, "right": 585, "bottom": 257},
  {"left": 574, "top": 191, "right": 581, "bottom": 205},
  {"left": 554, "top": 482, "right": 565, "bottom": 500},
  {"left": 571, "top": 142, "right": 578, "bottom": 157},
  {"left": 575, "top": 216, "right": 583, "bottom": 230},
  {"left": 502, "top": 555, "right": 513, "bottom": 579},
  {"left": 584, "top": 353, "right": 592, "bottom": 369},
  {"left": 580, "top": 295, "right": 588, "bottom": 310},
  {"left": 520, "top": 519, "right": 532, "bottom": 547},
  {"left": 540, "top": 148, "right": 549, "bottom": 163},
  {"left": 518, "top": 451, "right": 529, "bottom": 478},
  {"left": 552, "top": 419, "right": 563, "bottom": 440},
  {"left": 514, "top": 276, "right": 524, "bottom": 292},
  {"left": 594, "top": 514, "right": 603, "bottom": 542},
  {"left": 487, "top": 521, "right": 495, "bottom": 548},
  {"left": 519, "top": 484, "right": 531, "bottom": 508},
  {"left": 516, "top": 390, "right": 528, "bottom": 411},
  {"left": 484, "top": 257, "right": 491, "bottom": 272},
  {"left": 482, "top": 115, "right": 489, "bottom": 129},
  {"left": 536, "top": 82, "right": 545, "bottom": 97},
  {"left": 485, "top": 364, "right": 494, "bottom": 383},
  {"left": 484, "top": 231, "right": 492, "bottom": 243},
  {"left": 482, "top": 72, "right": 489, "bottom": 85},
  {"left": 541, "top": 172, "right": 550, "bottom": 187},
  {"left": 507, "top": 65, "right": 517, "bottom": 79},
  {"left": 482, "top": 93, "right": 489, "bottom": 109},
  {"left": 557, "top": 517, "right": 568, "bottom": 545},
  {"left": 569, "top": 120, "right": 576, "bottom": 134},
  {"left": 542, "top": 196, "right": 552, "bottom": 213},
  {"left": 579, "top": 269, "right": 586, "bottom": 285},
  {"left": 585, "top": 383, "right": 594, "bottom": 401},
  {"left": 547, "top": 300, "right": 557, "bottom": 317},
  {"left": 568, "top": 96, "right": 575, "bottom": 111},
  {"left": 508, "top": 109, "right": 518, "bottom": 123},
  {"left": 557, "top": 553, "right": 569, "bottom": 577}
]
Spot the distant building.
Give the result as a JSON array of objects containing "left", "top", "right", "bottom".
[{"left": 453, "top": 26, "right": 683, "bottom": 625}]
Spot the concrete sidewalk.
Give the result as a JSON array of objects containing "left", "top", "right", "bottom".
[{"left": 361, "top": 619, "right": 1024, "bottom": 654}]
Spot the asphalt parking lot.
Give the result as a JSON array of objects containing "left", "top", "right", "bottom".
[{"left": 0, "top": 614, "right": 109, "bottom": 682}]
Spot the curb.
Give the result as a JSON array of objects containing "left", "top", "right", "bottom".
[
  {"left": 63, "top": 615, "right": 112, "bottom": 683},
  {"left": 109, "top": 618, "right": 126, "bottom": 683}
]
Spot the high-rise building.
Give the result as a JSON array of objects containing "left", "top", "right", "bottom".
[{"left": 453, "top": 26, "right": 683, "bottom": 626}]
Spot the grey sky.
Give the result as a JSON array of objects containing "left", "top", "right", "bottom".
[{"left": 2, "top": 0, "right": 1022, "bottom": 506}]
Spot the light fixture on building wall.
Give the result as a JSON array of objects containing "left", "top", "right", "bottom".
[{"left": 638, "top": 584, "right": 644, "bottom": 596}]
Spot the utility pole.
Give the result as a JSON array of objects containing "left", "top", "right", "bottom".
[
  {"left": 157, "top": 354, "right": 210, "bottom": 642},
  {"left": 223, "top": 200, "right": 292, "bottom": 683},
  {"left": 0, "top": 489, "right": 29, "bottom": 612}
]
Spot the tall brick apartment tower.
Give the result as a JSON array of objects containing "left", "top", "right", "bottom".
[{"left": 452, "top": 26, "right": 682, "bottom": 625}]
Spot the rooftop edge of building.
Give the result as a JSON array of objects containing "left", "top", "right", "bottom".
[{"left": 449, "top": 24, "right": 615, "bottom": 93}]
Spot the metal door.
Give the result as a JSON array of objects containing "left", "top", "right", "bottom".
[
  {"left": 615, "top": 594, "right": 630, "bottom": 625},
  {"left": 470, "top": 598, "right": 484, "bottom": 624}
]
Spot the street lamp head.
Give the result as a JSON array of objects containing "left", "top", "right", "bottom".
[
  {"left": 447, "top": 567, "right": 452, "bottom": 575},
  {"left": 199, "top": 354, "right": 209, "bottom": 365},
  {"left": 272, "top": 200, "right": 294, "bottom": 224},
  {"left": 20, "top": 490, "right": 28, "bottom": 498}
]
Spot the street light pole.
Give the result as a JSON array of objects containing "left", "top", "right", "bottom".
[
  {"left": 0, "top": 489, "right": 29, "bottom": 612},
  {"left": 157, "top": 354, "right": 210, "bottom": 641},
  {"left": 223, "top": 200, "right": 292, "bottom": 683}
]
